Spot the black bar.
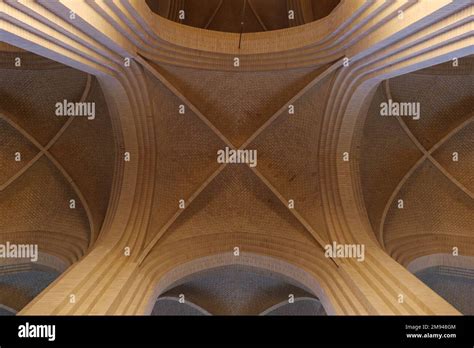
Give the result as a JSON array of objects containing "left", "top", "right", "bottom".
[{"left": 0, "top": 316, "right": 473, "bottom": 346}]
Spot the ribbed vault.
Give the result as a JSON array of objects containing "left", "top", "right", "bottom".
[
  {"left": 139, "top": 57, "right": 335, "bottom": 258},
  {"left": 359, "top": 56, "right": 474, "bottom": 266},
  {"left": 0, "top": 0, "right": 472, "bottom": 316},
  {"left": 0, "top": 43, "right": 117, "bottom": 312},
  {"left": 0, "top": 44, "right": 116, "bottom": 259},
  {"left": 146, "top": 0, "right": 341, "bottom": 33}
]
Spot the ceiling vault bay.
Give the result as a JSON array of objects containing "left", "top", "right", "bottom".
[
  {"left": 0, "top": 46, "right": 117, "bottom": 267},
  {"left": 0, "top": 0, "right": 472, "bottom": 315}
]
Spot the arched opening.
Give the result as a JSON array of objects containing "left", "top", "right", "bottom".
[
  {"left": 407, "top": 254, "right": 474, "bottom": 315},
  {"left": 145, "top": 0, "right": 341, "bottom": 33},
  {"left": 151, "top": 264, "right": 326, "bottom": 315},
  {"left": 147, "top": 253, "right": 334, "bottom": 315},
  {"left": 0, "top": 264, "right": 59, "bottom": 315}
]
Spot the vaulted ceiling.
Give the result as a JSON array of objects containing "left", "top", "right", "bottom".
[
  {"left": 146, "top": 0, "right": 341, "bottom": 32},
  {"left": 0, "top": 43, "right": 116, "bottom": 267},
  {"left": 0, "top": 0, "right": 472, "bottom": 316},
  {"left": 359, "top": 56, "right": 474, "bottom": 266}
]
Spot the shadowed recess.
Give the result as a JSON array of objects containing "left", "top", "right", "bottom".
[
  {"left": 153, "top": 264, "right": 323, "bottom": 315},
  {"left": 0, "top": 266, "right": 59, "bottom": 314},
  {"left": 415, "top": 266, "right": 474, "bottom": 315}
]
